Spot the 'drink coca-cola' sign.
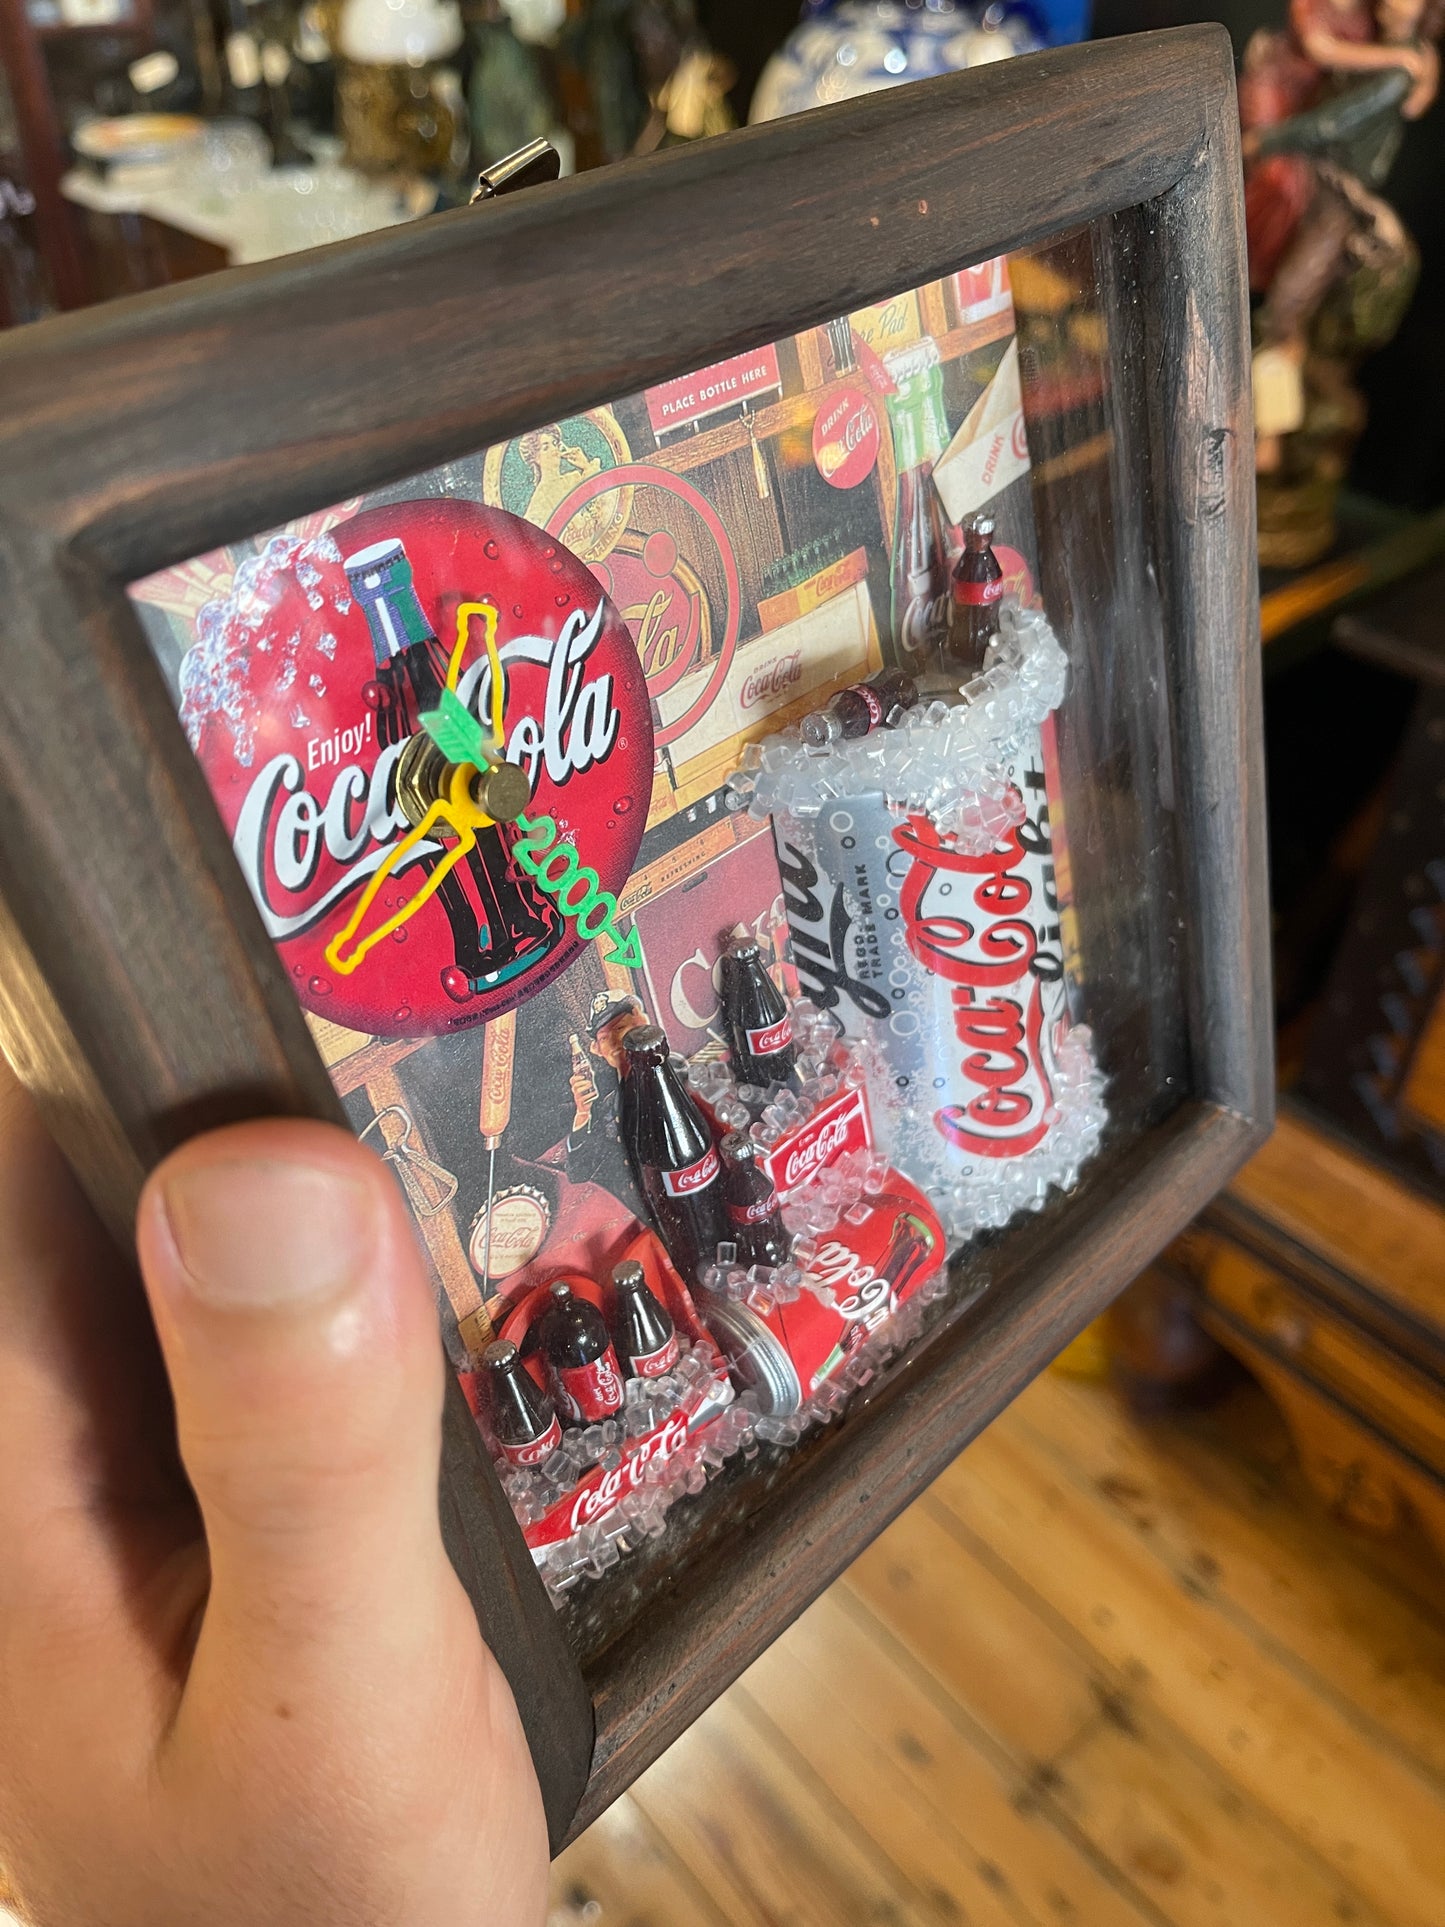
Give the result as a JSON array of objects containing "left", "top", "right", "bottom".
[{"left": 176, "top": 500, "right": 653, "bottom": 1037}]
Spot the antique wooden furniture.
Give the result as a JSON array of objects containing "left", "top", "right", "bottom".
[
  {"left": 1142, "top": 554, "right": 1445, "bottom": 1560},
  {"left": 1154, "top": 1107, "right": 1445, "bottom": 1558},
  {"left": 0, "top": 29, "right": 1268, "bottom": 1845}
]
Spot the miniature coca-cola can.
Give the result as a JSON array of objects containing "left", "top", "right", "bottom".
[
  {"left": 775, "top": 757, "right": 1069, "bottom": 1179},
  {"left": 892, "top": 793, "right": 1066, "bottom": 1162}
]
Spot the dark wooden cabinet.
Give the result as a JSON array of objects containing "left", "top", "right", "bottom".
[
  {"left": 1153, "top": 1107, "right": 1445, "bottom": 1557},
  {"left": 0, "top": 29, "right": 1270, "bottom": 1845}
]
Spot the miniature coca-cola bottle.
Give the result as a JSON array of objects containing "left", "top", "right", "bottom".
[
  {"left": 946, "top": 513, "right": 1005, "bottom": 677},
  {"left": 799, "top": 667, "right": 919, "bottom": 748},
  {"left": 611, "top": 1260, "right": 680, "bottom": 1379},
  {"left": 536, "top": 1281, "right": 625, "bottom": 1425},
  {"left": 621, "top": 1024, "right": 727, "bottom": 1281},
  {"left": 719, "top": 1131, "right": 791, "bottom": 1269},
  {"left": 720, "top": 935, "right": 796, "bottom": 1087},
  {"left": 883, "top": 338, "right": 952, "bottom": 670},
  {"left": 481, "top": 1338, "right": 562, "bottom": 1467}
]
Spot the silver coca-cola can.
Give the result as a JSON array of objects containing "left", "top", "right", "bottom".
[{"left": 772, "top": 738, "right": 1072, "bottom": 1194}]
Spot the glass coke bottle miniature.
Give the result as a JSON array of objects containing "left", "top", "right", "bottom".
[
  {"left": 719, "top": 1131, "right": 791, "bottom": 1270},
  {"left": 482, "top": 1339, "right": 562, "bottom": 1467},
  {"left": 946, "top": 512, "right": 1005, "bottom": 677},
  {"left": 719, "top": 934, "right": 796, "bottom": 1088},
  {"left": 621, "top": 1025, "right": 727, "bottom": 1282},
  {"left": 536, "top": 1281, "right": 625, "bottom": 1425},
  {"left": 611, "top": 1260, "right": 680, "bottom": 1379},
  {"left": 799, "top": 666, "right": 920, "bottom": 748}
]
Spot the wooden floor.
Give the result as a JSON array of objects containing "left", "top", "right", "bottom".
[{"left": 550, "top": 1368, "right": 1445, "bottom": 1927}]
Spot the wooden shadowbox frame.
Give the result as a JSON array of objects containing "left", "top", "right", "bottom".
[{"left": 0, "top": 27, "right": 1271, "bottom": 1848}]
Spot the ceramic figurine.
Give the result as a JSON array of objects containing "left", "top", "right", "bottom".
[
  {"left": 1241, "top": 0, "right": 1443, "bottom": 565},
  {"left": 749, "top": 0, "right": 1044, "bottom": 124}
]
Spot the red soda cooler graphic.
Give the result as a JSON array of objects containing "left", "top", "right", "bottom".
[{"left": 174, "top": 499, "right": 653, "bottom": 1036}]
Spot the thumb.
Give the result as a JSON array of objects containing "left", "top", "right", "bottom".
[{"left": 136, "top": 1119, "right": 451, "bottom": 1676}]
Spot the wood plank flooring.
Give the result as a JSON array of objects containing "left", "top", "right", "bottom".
[{"left": 550, "top": 1371, "right": 1445, "bottom": 1927}]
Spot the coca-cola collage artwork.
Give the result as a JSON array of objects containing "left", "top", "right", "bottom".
[{"left": 129, "top": 260, "right": 1107, "bottom": 1600}]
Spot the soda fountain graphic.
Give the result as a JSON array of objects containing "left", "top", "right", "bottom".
[{"left": 175, "top": 500, "right": 652, "bottom": 1037}]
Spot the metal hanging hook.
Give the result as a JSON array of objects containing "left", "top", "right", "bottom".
[{"left": 470, "top": 139, "right": 563, "bottom": 206}]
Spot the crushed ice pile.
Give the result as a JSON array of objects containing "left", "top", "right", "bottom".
[{"left": 723, "top": 603, "right": 1069, "bottom": 849}]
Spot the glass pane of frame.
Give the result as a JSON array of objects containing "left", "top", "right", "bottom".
[{"left": 126, "top": 214, "right": 1189, "bottom": 1649}]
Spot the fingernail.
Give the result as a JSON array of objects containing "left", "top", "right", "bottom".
[{"left": 159, "top": 1159, "right": 376, "bottom": 1310}]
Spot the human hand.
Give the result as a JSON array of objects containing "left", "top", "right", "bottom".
[
  {"left": 568, "top": 1064, "right": 599, "bottom": 1133},
  {"left": 0, "top": 1066, "right": 548, "bottom": 1926},
  {"left": 1404, "top": 39, "right": 1439, "bottom": 116}
]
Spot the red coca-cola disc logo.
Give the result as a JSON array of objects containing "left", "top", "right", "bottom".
[
  {"left": 179, "top": 499, "right": 653, "bottom": 1036},
  {"left": 812, "top": 384, "right": 880, "bottom": 490}
]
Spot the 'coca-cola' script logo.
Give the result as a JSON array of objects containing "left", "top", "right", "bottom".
[
  {"left": 661, "top": 1145, "right": 720, "bottom": 1199},
  {"left": 894, "top": 811, "right": 1061, "bottom": 1160},
  {"left": 739, "top": 651, "right": 802, "bottom": 711},
  {"left": 568, "top": 1412, "right": 691, "bottom": 1535},
  {"left": 805, "top": 1239, "right": 897, "bottom": 1334},
  {"left": 771, "top": 1088, "right": 871, "bottom": 1198},
  {"left": 813, "top": 384, "right": 881, "bottom": 490},
  {"left": 746, "top": 1016, "right": 794, "bottom": 1057}
]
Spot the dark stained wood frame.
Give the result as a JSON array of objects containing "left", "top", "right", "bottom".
[{"left": 0, "top": 27, "right": 1271, "bottom": 1848}]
